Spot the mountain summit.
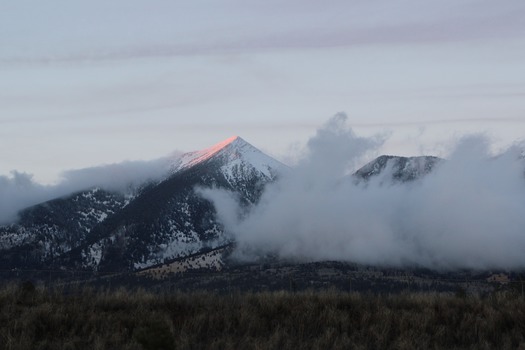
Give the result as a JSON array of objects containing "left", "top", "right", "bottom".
[
  {"left": 174, "top": 136, "right": 244, "bottom": 170},
  {"left": 172, "top": 136, "right": 285, "bottom": 181}
]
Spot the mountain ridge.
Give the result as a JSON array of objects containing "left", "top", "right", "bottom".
[
  {"left": 354, "top": 155, "right": 442, "bottom": 182},
  {"left": 0, "top": 136, "right": 441, "bottom": 273}
]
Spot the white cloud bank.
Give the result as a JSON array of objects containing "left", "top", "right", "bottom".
[
  {"left": 202, "top": 113, "right": 525, "bottom": 270},
  {"left": 0, "top": 156, "right": 177, "bottom": 224}
]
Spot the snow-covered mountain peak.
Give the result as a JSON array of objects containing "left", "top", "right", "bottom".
[
  {"left": 172, "top": 136, "right": 287, "bottom": 179},
  {"left": 172, "top": 136, "right": 240, "bottom": 170}
]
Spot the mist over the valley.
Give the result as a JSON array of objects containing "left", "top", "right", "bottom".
[
  {"left": 0, "top": 156, "right": 177, "bottom": 224},
  {"left": 202, "top": 113, "right": 525, "bottom": 270}
]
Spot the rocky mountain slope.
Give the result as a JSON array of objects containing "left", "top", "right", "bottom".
[{"left": 0, "top": 188, "right": 130, "bottom": 268}]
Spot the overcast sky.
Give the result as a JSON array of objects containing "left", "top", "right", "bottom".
[{"left": 2, "top": 0, "right": 525, "bottom": 183}]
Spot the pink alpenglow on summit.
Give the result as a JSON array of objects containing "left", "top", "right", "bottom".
[
  {"left": 173, "top": 136, "right": 242, "bottom": 170},
  {"left": 171, "top": 136, "right": 287, "bottom": 180}
]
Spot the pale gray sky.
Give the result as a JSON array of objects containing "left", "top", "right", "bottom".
[{"left": 1, "top": 0, "right": 525, "bottom": 183}]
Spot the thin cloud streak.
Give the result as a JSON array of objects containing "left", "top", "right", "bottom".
[
  {"left": 348, "top": 118, "right": 525, "bottom": 128},
  {"left": 2, "top": 1, "right": 523, "bottom": 65}
]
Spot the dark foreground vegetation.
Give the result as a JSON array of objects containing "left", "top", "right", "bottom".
[{"left": 2, "top": 283, "right": 525, "bottom": 350}]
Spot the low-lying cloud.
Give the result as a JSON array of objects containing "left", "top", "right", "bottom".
[
  {"left": 202, "top": 113, "right": 525, "bottom": 270},
  {"left": 0, "top": 156, "right": 177, "bottom": 224}
]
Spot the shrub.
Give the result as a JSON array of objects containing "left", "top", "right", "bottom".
[{"left": 1, "top": 286, "right": 525, "bottom": 349}]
